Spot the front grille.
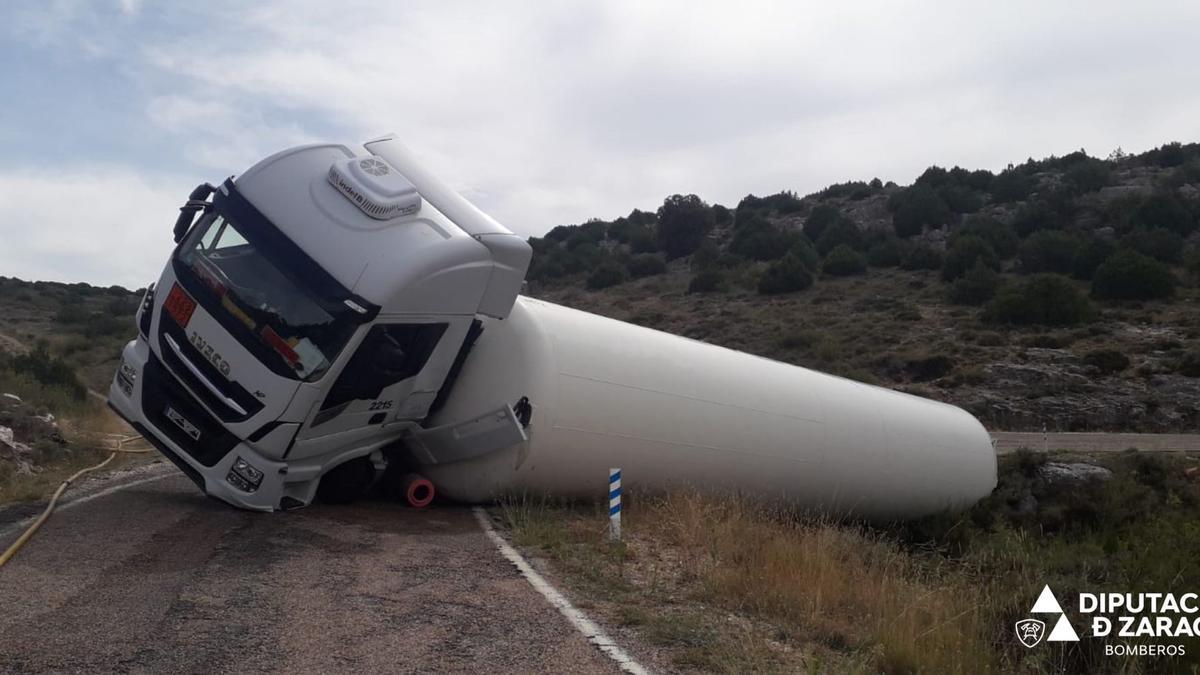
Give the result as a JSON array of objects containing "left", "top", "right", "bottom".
[
  {"left": 158, "top": 319, "right": 263, "bottom": 423},
  {"left": 141, "top": 351, "right": 238, "bottom": 467}
]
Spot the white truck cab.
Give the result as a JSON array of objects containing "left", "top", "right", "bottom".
[{"left": 109, "top": 136, "right": 533, "bottom": 510}]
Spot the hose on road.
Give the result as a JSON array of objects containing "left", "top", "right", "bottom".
[{"left": 0, "top": 435, "right": 154, "bottom": 569}]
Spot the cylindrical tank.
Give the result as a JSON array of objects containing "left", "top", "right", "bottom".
[{"left": 423, "top": 296, "right": 996, "bottom": 520}]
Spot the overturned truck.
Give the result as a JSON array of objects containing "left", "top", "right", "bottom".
[{"left": 108, "top": 136, "right": 996, "bottom": 519}]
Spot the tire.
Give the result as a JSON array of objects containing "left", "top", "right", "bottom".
[{"left": 316, "top": 457, "right": 376, "bottom": 504}]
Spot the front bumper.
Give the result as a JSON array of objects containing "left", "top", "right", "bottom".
[{"left": 108, "top": 339, "right": 286, "bottom": 512}]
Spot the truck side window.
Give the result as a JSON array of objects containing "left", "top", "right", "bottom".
[{"left": 320, "top": 323, "right": 447, "bottom": 411}]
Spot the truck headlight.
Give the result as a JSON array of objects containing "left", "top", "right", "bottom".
[
  {"left": 116, "top": 359, "right": 137, "bottom": 397},
  {"left": 227, "top": 456, "right": 264, "bottom": 492}
]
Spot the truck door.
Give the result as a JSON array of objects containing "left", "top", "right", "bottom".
[{"left": 293, "top": 320, "right": 465, "bottom": 446}]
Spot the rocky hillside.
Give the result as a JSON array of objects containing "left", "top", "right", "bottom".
[{"left": 525, "top": 143, "right": 1200, "bottom": 432}]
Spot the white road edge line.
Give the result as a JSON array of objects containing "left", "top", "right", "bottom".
[
  {"left": 472, "top": 506, "right": 650, "bottom": 675},
  {"left": 0, "top": 469, "right": 176, "bottom": 542}
]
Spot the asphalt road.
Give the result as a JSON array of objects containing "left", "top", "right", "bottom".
[{"left": 0, "top": 467, "right": 618, "bottom": 674}]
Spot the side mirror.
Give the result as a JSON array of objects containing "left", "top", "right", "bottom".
[{"left": 173, "top": 183, "right": 216, "bottom": 244}]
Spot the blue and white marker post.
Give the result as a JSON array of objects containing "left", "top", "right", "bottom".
[{"left": 609, "top": 467, "right": 622, "bottom": 542}]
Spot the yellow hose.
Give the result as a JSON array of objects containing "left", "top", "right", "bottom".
[{"left": 0, "top": 436, "right": 154, "bottom": 568}]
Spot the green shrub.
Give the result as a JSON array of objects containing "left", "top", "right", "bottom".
[
  {"left": 2, "top": 347, "right": 87, "bottom": 401},
  {"left": 948, "top": 260, "right": 1000, "bottom": 305},
  {"left": 821, "top": 245, "right": 867, "bottom": 276},
  {"left": 54, "top": 304, "right": 90, "bottom": 325},
  {"left": 729, "top": 217, "right": 796, "bottom": 261},
  {"left": 786, "top": 238, "right": 820, "bottom": 272},
  {"left": 690, "top": 241, "right": 720, "bottom": 271},
  {"left": 803, "top": 204, "right": 840, "bottom": 241},
  {"left": 656, "top": 194, "right": 714, "bottom": 259},
  {"left": 956, "top": 214, "right": 1019, "bottom": 259},
  {"left": 815, "top": 217, "right": 864, "bottom": 255},
  {"left": 890, "top": 185, "right": 951, "bottom": 237},
  {"left": 989, "top": 169, "right": 1035, "bottom": 203},
  {"left": 983, "top": 274, "right": 1095, "bottom": 326},
  {"left": 938, "top": 184, "right": 984, "bottom": 213},
  {"left": 606, "top": 218, "right": 636, "bottom": 244},
  {"left": 628, "top": 227, "right": 657, "bottom": 254},
  {"left": 569, "top": 243, "right": 605, "bottom": 271},
  {"left": 1121, "top": 227, "right": 1184, "bottom": 264},
  {"left": 1065, "top": 158, "right": 1111, "bottom": 193},
  {"left": 565, "top": 232, "right": 600, "bottom": 253},
  {"left": 93, "top": 315, "right": 132, "bottom": 338},
  {"left": 758, "top": 252, "right": 815, "bottom": 295},
  {"left": 1020, "top": 230, "right": 1080, "bottom": 274},
  {"left": 899, "top": 245, "right": 942, "bottom": 271},
  {"left": 1091, "top": 250, "right": 1176, "bottom": 300},
  {"left": 104, "top": 296, "right": 138, "bottom": 315},
  {"left": 1133, "top": 193, "right": 1196, "bottom": 236},
  {"left": 820, "top": 180, "right": 879, "bottom": 200},
  {"left": 543, "top": 225, "right": 574, "bottom": 242},
  {"left": 1072, "top": 238, "right": 1116, "bottom": 280},
  {"left": 1012, "top": 200, "right": 1064, "bottom": 236},
  {"left": 942, "top": 235, "right": 999, "bottom": 281},
  {"left": 626, "top": 254, "right": 667, "bottom": 278},
  {"left": 1082, "top": 349, "right": 1130, "bottom": 375},
  {"left": 527, "top": 255, "right": 566, "bottom": 282},
  {"left": 866, "top": 237, "right": 902, "bottom": 267},
  {"left": 586, "top": 261, "right": 628, "bottom": 290},
  {"left": 712, "top": 204, "right": 732, "bottom": 224},
  {"left": 688, "top": 270, "right": 724, "bottom": 294},
  {"left": 1154, "top": 142, "right": 1188, "bottom": 167}
]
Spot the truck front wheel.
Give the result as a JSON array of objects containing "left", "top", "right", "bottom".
[{"left": 316, "top": 457, "right": 375, "bottom": 504}]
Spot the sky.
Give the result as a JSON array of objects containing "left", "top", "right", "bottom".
[{"left": 2, "top": 1, "right": 1199, "bottom": 288}]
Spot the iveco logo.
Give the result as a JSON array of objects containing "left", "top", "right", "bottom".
[{"left": 359, "top": 158, "right": 389, "bottom": 176}]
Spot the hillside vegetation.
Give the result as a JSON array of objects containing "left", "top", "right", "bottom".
[
  {"left": 0, "top": 278, "right": 144, "bottom": 501},
  {"left": 526, "top": 142, "right": 1200, "bottom": 432}
]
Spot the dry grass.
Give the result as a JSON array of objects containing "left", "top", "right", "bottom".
[
  {"left": 500, "top": 491, "right": 993, "bottom": 673},
  {"left": 0, "top": 398, "right": 146, "bottom": 504},
  {"left": 643, "top": 492, "right": 993, "bottom": 674},
  {"left": 500, "top": 452, "right": 1200, "bottom": 674}
]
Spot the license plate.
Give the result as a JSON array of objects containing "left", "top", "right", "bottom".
[
  {"left": 164, "top": 283, "right": 197, "bottom": 327},
  {"left": 165, "top": 405, "right": 201, "bottom": 441}
]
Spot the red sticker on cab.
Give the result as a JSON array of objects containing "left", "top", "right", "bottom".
[{"left": 164, "top": 283, "right": 197, "bottom": 327}]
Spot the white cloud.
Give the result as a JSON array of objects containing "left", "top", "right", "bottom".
[
  {"left": 145, "top": 95, "right": 318, "bottom": 172},
  {"left": 4, "top": 0, "right": 1200, "bottom": 283},
  {"left": 132, "top": 0, "right": 1200, "bottom": 231},
  {"left": 0, "top": 167, "right": 188, "bottom": 288}
]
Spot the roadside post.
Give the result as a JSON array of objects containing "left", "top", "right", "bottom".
[{"left": 609, "top": 467, "right": 621, "bottom": 542}]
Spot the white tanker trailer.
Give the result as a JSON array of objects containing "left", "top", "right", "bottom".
[{"left": 108, "top": 135, "right": 996, "bottom": 519}]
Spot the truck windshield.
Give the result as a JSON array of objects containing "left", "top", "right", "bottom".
[{"left": 176, "top": 212, "right": 356, "bottom": 381}]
